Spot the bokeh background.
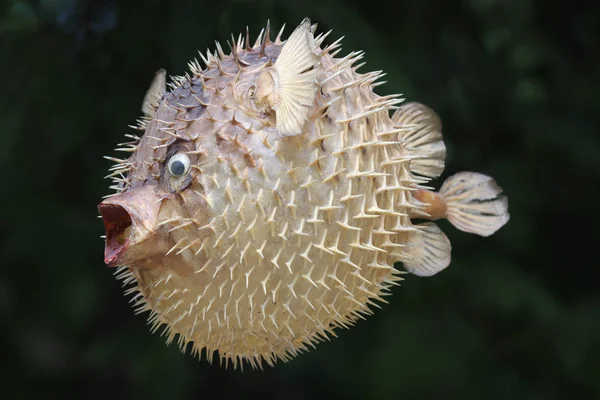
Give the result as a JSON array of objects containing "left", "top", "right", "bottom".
[{"left": 2, "top": 0, "right": 599, "bottom": 398}]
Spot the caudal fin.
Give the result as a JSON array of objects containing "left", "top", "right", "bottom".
[{"left": 439, "top": 172, "right": 509, "bottom": 237}]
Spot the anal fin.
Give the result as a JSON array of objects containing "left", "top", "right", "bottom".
[{"left": 402, "top": 222, "right": 451, "bottom": 277}]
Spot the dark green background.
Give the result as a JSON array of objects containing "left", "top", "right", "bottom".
[{"left": 2, "top": 0, "right": 599, "bottom": 398}]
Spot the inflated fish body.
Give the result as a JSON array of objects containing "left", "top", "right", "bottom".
[{"left": 99, "top": 19, "right": 509, "bottom": 368}]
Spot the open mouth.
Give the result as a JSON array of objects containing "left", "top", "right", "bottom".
[{"left": 99, "top": 203, "right": 133, "bottom": 267}]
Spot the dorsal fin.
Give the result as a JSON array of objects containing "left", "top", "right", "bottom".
[
  {"left": 254, "top": 18, "right": 319, "bottom": 136},
  {"left": 402, "top": 222, "right": 451, "bottom": 277},
  {"left": 142, "top": 69, "right": 166, "bottom": 117},
  {"left": 392, "top": 102, "right": 446, "bottom": 178}
]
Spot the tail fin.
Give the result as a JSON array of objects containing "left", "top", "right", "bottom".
[{"left": 439, "top": 172, "right": 509, "bottom": 237}]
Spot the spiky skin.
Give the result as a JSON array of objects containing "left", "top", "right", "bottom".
[{"left": 105, "top": 23, "right": 437, "bottom": 369}]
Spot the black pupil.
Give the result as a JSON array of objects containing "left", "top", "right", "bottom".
[{"left": 170, "top": 160, "right": 185, "bottom": 176}]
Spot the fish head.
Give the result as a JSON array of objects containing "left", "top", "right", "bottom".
[
  {"left": 97, "top": 18, "right": 323, "bottom": 286},
  {"left": 99, "top": 108, "right": 212, "bottom": 274},
  {"left": 96, "top": 33, "right": 289, "bottom": 277}
]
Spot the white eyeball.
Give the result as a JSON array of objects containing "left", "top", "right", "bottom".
[{"left": 167, "top": 153, "right": 190, "bottom": 177}]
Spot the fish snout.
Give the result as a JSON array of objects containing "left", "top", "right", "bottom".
[
  {"left": 99, "top": 202, "right": 133, "bottom": 267},
  {"left": 98, "top": 185, "right": 165, "bottom": 268}
]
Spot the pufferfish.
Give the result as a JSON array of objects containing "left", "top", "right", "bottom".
[{"left": 99, "top": 19, "right": 509, "bottom": 368}]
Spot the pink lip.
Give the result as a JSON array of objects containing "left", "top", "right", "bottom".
[{"left": 98, "top": 203, "right": 133, "bottom": 267}]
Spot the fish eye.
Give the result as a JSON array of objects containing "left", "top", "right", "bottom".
[
  {"left": 167, "top": 153, "right": 190, "bottom": 177},
  {"left": 248, "top": 86, "right": 256, "bottom": 99}
]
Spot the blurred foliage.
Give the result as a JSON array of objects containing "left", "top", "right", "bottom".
[{"left": 1, "top": 0, "right": 599, "bottom": 398}]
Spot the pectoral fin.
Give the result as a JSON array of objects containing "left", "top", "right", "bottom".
[{"left": 254, "top": 18, "right": 319, "bottom": 136}]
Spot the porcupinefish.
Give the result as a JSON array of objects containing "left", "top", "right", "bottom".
[{"left": 99, "top": 18, "right": 509, "bottom": 368}]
